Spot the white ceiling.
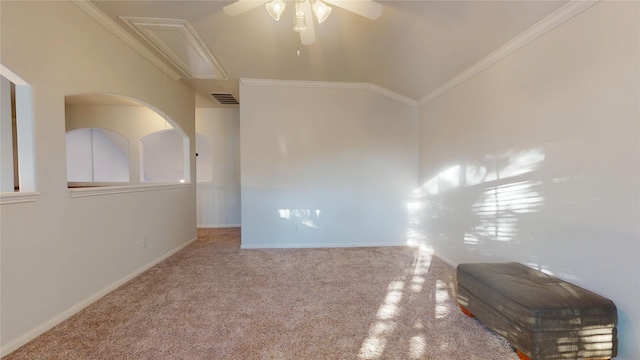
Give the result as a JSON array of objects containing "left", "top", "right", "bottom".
[{"left": 89, "top": 0, "right": 568, "bottom": 107}]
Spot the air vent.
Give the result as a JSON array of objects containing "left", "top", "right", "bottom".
[{"left": 210, "top": 93, "right": 239, "bottom": 105}]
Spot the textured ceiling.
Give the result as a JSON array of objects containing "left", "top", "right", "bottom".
[{"left": 90, "top": 0, "right": 568, "bottom": 107}]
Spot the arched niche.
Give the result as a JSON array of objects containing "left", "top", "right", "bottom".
[
  {"left": 65, "top": 93, "right": 190, "bottom": 186},
  {"left": 141, "top": 129, "right": 185, "bottom": 183},
  {"left": 66, "top": 128, "right": 129, "bottom": 183}
]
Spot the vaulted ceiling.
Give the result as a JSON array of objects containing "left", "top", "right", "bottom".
[{"left": 88, "top": 0, "right": 568, "bottom": 107}]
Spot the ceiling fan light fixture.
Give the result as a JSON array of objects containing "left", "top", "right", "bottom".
[
  {"left": 292, "top": 2, "right": 308, "bottom": 32},
  {"left": 312, "top": 0, "right": 332, "bottom": 24},
  {"left": 224, "top": 0, "right": 383, "bottom": 46},
  {"left": 265, "top": 0, "right": 286, "bottom": 21},
  {"left": 293, "top": 13, "right": 308, "bottom": 32}
]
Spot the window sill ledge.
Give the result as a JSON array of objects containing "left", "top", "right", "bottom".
[
  {"left": 0, "top": 191, "right": 40, "bottom": 205},
  {"left": 69, "top": 183, "right": 190, "bottom": 198}
]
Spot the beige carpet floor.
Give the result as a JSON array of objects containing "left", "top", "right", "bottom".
[{"left": 4, "top": 228, "right": 519, "bottom": 359}]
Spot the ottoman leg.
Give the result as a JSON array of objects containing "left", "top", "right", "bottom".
[
  {"left": 516, "top": 349, "right": 531, "bottom": 360},
  {"left": 459, "top": 305, "right": 474, "bottom": 317}
]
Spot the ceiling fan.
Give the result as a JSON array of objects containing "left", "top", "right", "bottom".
[{"left": 223, "top": 0, "right": 383, "bottom": 45}]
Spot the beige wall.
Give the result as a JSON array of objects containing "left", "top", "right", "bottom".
[
  {"left": 418, "top": 2, "right": 639, "bottom": 359},
  {"left": 0, "top": 1, "right": 196, "bottom": 354}
]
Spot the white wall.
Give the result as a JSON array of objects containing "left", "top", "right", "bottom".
[
  {"left": 141, "top": 130, "right": 185, "bottom": 182},
  {"left": 240, "top": 81, "right": 419, "bottom": 248},
  {"left": 195, "top": 107, "right": 241, "bottom": 227},
  {"left": 66, "top": 128, "right": 129, "bottom": 182},
  {"left": 417, "top": 2, "right": 639, "bottom": 359},
  {"left": 0, "top": 1, "right": 196, "bottom": 355}
]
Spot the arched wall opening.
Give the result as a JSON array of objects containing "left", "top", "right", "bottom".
[{"left": 65, "top": 93, "right": 191, "bottom": 186}]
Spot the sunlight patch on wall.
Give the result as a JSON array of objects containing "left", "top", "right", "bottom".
[
  {"left": 465, "top": 180, "right": 543, "bottom": 243},
  {"left": 414, "top": 146, "right": 547, "bottom": 245},
  {"left": 422, "top": 147, "right": 545, "bottom": 194},
  {"left": 500, "top": 148, "right": 545, "bottom": 179},
  {"left": 422, "top": 165, "right": 460, "bottom": 195},
  {"left": 465, "top": 161, "right": 496, "bottom": 187},
  {"left": 524, "top": 261, "right": 556, "bottom": 276},
  {"left": 406, "top": 200, "right": 427, "bottom": 246},
  {"left": 278, "top": 208, "right": 322, "bottom": 229}
]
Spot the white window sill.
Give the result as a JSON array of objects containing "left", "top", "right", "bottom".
[
  {"left": 69, "top": 183, "right": 190, "bottom": 198},
  {"left": 0, "top": 191, "right": 40, "bottom": 205}
]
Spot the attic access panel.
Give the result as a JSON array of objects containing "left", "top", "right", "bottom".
[{"left": 120, "top": 17, "right": 228, "bottom": 80}]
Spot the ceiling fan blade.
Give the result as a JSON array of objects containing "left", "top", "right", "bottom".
[
  {"left": 323, "top": 0, "right": 383, "bottom": 20},
  {"left": 222, "top": 0, "right": 269, "bottom": 16},
  {"left": 299, "top": 0, "right": 316, "bottom": 45}
]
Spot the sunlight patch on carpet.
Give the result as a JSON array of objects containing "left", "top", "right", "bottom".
[
  {"left": 409, "top": 335, "right": 426, "bottom": 359},
  {"left": 358, "top": 245, "right": 434, "bottom": 359},
  {"left": 435, "top": 279, "right": 451, "bottom": 319}
]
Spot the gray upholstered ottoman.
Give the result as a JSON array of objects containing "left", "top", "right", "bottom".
[{"left": 456, "top": 262, "right": 617, "bottom": 360}]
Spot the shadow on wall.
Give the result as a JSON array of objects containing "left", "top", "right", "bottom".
[
  {"left": 408, "top": 143, "right": 639, "bottom": 359},
  {"left": 409, "top": 147, "right": 550, "bottom": 264}
]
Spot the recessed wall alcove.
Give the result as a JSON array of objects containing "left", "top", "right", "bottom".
[
  {"left": 65, "top": 93, "right": 190, "bottom": 187},
  {"left": 65, "top": 128, "right": 129, "bottom": 183}
]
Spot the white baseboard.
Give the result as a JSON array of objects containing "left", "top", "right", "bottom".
[
  {"left": 241, "top": 241, "right": 406, "bottom": 249},
  {"left": 0, "top": 236, "right": 198, "bottom": 357},
  {"left": 434, "top": 253, "right": 458, "bottom": 269},
  {"left": 197, "top": 224, "right": 241, "bottom": 229}
]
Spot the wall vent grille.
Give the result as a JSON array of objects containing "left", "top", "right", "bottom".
[{"left": 210, "top": 93, "right": 239, "bottom": 105}]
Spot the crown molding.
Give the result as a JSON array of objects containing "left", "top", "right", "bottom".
[
  {"left": 368, "top": 84, "right": 419, "bottom": 107},
  {"left": 70, "top": 0, "right": 182, "bottom": 81},
  {"left": 418, "top": 0, "right": 600, "bottom": 106},
  {"left": 240, "top": 78, "right": 419, "bottom": 107},
  {"left": 240, "top": 78, "right": 362, "bottom": 90}
]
